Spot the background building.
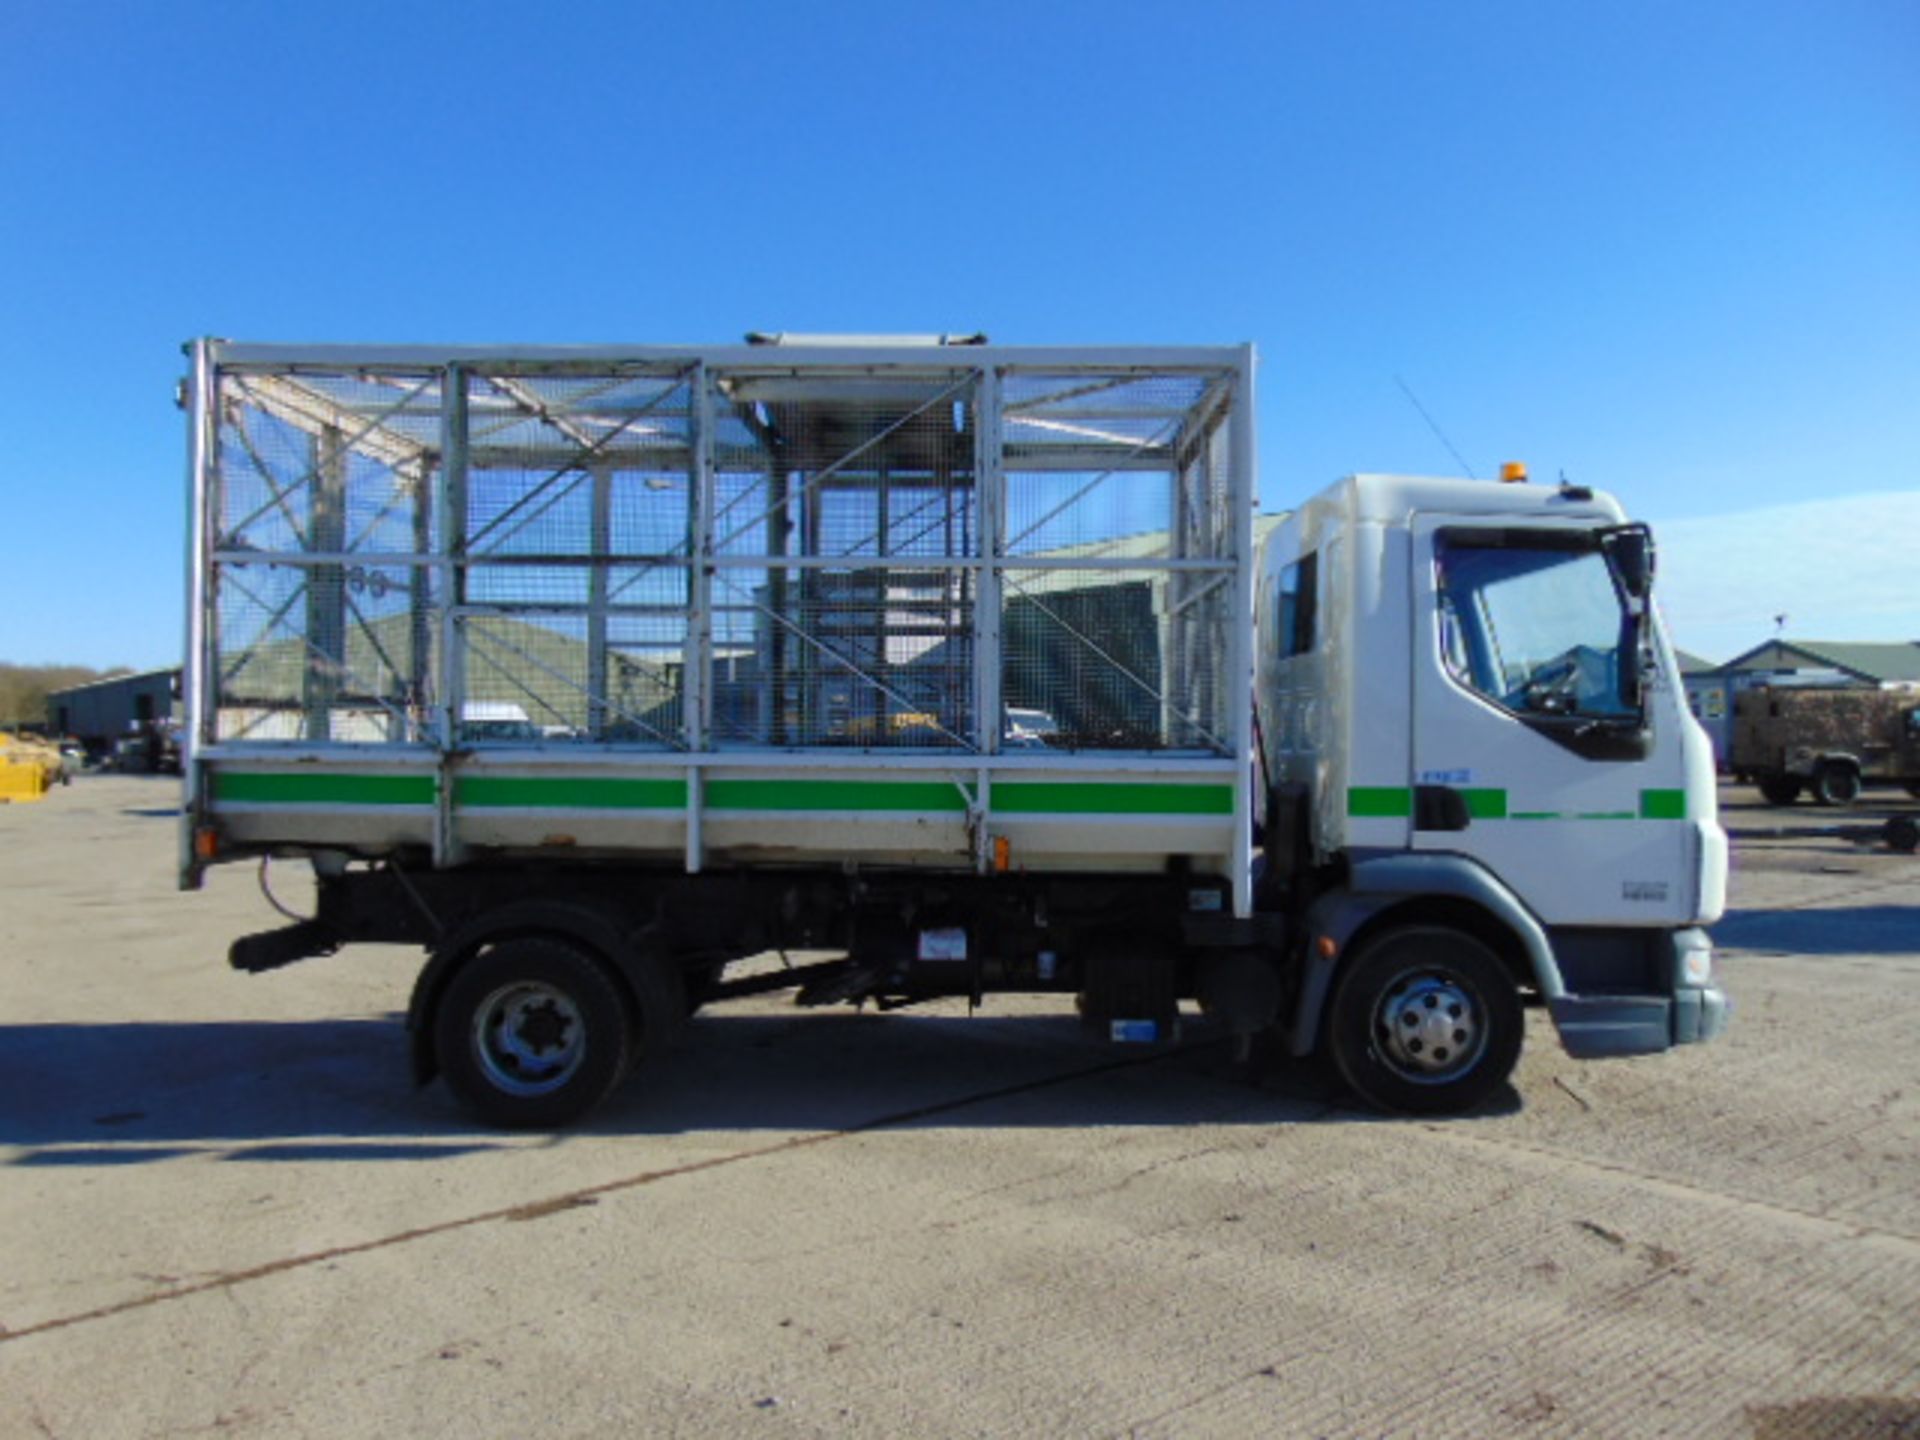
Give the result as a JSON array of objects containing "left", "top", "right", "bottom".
[{"left": 45, "top": 668, "right": 180, "bottom": 758}]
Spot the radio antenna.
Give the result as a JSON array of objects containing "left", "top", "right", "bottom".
[{"left": 1394, "top": 375, "right": 1478, "bottom": 480}]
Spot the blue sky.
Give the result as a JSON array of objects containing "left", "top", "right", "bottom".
[{"left": 1, "top": 1, "right": 1914, "bottom": 667}]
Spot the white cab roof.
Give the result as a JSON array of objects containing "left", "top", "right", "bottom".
[{"left": 1334, "top": 473, "right": 1628, "bottom": 525}]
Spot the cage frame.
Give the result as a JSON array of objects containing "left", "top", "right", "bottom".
[{"left": 183, "top": 338, "right": 1256, "bottom": 912}]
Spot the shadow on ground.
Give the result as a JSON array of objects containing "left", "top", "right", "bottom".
[
  {"left": 7, "top": 891, "right": 1904, "bottom": 1164},
  {"left": 1714, "top": 904, "right": 1920, "bottom": 957},
  {"left": 0, "top": 1007, "right": 1521, "bottom": 1163}
]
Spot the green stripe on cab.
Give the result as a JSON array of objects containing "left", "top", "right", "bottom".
[
  {"left": 1461, "top": 788, "right": 1508, "bottom": 820},
  {"left": 1640, "top": 789, "right": 1687, "bottom": 820}
]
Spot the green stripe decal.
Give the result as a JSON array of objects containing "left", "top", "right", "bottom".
[
  {"left": 1352, "top": 786, "right": 1691, "bottom": 822},
  {"left": 457, "top": 776, "right": 687, "bottom": 810},
  {"left": 990, "top": 782, "right": 1234, "bottom": 816},
  {"left": 1348, "top": 787, "right": 1414, "bottom": 818},
  {"left": 1461, "top": 788, "right": 1508, "bottom": 820},
  {"left": 213, "top": 772, "right": 1685, "bottom": 824},
  {"left": 705, "top": 779, "right": 970, "bottom": 813},
  {"left": 212, "top": 772, "right": 1233, "bottom": 817},
  {"left": 213, "top": 772, "right": 434, "bottom": 806},
  {"left": 702, "top": 780, "right": 1230, "bottom": 815},
  {"left": 1640, "top": 789, "right": 1687, "bottom": 820}
]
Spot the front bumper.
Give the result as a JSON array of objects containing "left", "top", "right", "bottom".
[{"left": 1548, "top": 927, "right": 1730, "bottom": 1059}]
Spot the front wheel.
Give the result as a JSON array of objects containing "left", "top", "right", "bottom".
[
  {"left": 1757, "top": 773, "right": 1801, "bottom": 806},
  {"left": 435, "top": 937, "right": 633, "bottom": 1129},
  {"left": 1325, "top": 926, "right": 1523, "bottom": 1115},
  {"left": 1811, "top": 764, "right": 1861, "bottom": 807}
]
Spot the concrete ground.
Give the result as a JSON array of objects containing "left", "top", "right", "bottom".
[{"left": 2, "top": 775, "right": 1917, "bottom": 1438}]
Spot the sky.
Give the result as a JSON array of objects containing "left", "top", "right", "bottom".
[{"left": 0, "top": 1, "right": 1914, "bottom": 669}]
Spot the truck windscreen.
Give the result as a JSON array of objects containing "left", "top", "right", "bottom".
[{"left": 1435, "top": 530, "right": 1642, "bottom": 732}]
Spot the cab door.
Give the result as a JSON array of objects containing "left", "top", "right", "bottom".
[{"left": 1407, "top": 514, "right": 1695, "bottom": 928}]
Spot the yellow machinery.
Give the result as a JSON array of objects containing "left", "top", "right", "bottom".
[{"left": 0, "top": 732, "right": 64, "bottom": 803}]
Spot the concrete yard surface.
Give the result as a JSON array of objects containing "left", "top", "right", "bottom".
[{"left": 3, "top": 776, "right": 1918, "bottom": 1437}]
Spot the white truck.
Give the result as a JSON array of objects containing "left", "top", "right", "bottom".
[{"left": 179, "top": 337, "right": 1728, "bottom": 1126}]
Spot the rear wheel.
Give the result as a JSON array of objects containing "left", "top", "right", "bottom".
[
  {"left": 1757, "top": 774, "right": 1801, "bottom": 806},
  {"left": 1811, "top": 764, "right": 1861, "bottom": 807},
  {"left": 436, "top": 937, "right": 633, "bottom": 1129},
  {"left": 1325, "top": 925, "right": 1523, "bottom": 1115}
]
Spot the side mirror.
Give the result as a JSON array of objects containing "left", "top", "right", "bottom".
[{"left": 1601, "top": 524, "right": 1656, "bottom": 603}]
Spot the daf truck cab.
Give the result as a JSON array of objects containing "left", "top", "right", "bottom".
[{"left": 1257, "top": 472, "right": 1729, "bottom": 1113}]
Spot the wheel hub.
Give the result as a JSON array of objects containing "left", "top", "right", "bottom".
[
  {"left": 514, "top": 999, "right": 572, "bottom": 1055},
  {"left": 1376, "top": 972, "right": 1485, "bottom": 1082},
  {"left": 473, "top": 982, "right": 586, "bottom": 1096}
]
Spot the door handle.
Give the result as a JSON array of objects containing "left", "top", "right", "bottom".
[{"left": 1414, "top": 785, "right": 1471, "bottom": 832}]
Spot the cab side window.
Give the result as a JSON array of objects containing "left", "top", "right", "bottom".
[{"left": 1277, "top": 553, "right": 1318, "bottom": 658}]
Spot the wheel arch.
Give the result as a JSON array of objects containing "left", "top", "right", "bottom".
[
  {"left": 1350, "top": 898, "right": 1535, "bottom": 988},
  {"left": 1284, "top": 853, "right": 1558, "bottom": 1058}
]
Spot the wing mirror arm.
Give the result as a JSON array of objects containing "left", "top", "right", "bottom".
[{"left": 1600, "top": 523, "right": 1656, "bottom": 609}]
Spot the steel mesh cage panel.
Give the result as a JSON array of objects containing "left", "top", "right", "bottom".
[
  {"left": 994, "top": 365, "right": 1237, "bottom": 755},
  {"left": 463, "top": 367, "right": 696, "bottom": 560},
  {"left": 708, "top": 567, "right": 974, "bottom": 748},
  {"left": 1000, "top": 371, "right": 1230, "bottom": 558},
  {"left": 1002, "top": 567, "right": 1226, "bottom": 753},
  {"left": 707, "top": 367, "right": 980, "bottom": 749},
  {"left": 605, "top": 614, "right": 690, "bottom": 745},
  {"left": 457, "top": 366, "right": 697, "bottom": 745},
  {"left": 706, "top": 369, "right": 979, "bottom": 563},
  {"left": 209, "top": 369, "right": 445, "bottom": 745},
  {"left": 195, "top": 347, "right": 1245, "bottom": 760},
  {"left": 1164, "top": 415, "right": 1238, "bottom": 745},
  {"left": 216, "top": 369, "right": 443, "bottom": 557},
  {"left": 209, "top": 561, "right": 439, "bottom": 743}
]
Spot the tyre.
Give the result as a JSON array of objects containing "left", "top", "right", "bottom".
[
  {"left": 435, "top": 936, "right": 633, "bottom": 1129},
  {"left": 1903, "top": 782, "right": 1920, "bottom": 801},
  {"left": 1757, "top": 774, "right": 1801, "bottom": 806},
  {"left": 1886, "top": 816, "right": 1919, "bottom": 855},
  {"left": 1811, "top": 764, "right": 1861, "bottom": 807},
  {"left": 1325, "top": 925, "right": 1523, "bottom": 1115}
]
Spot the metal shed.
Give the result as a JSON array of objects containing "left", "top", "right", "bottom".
[{"left": 45, "top": 667, "right": 180, "bottom": 756}]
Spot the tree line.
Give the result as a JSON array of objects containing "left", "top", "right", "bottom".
[{"left": 0, "top": 663, "right": 133, "bottom": 731}]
